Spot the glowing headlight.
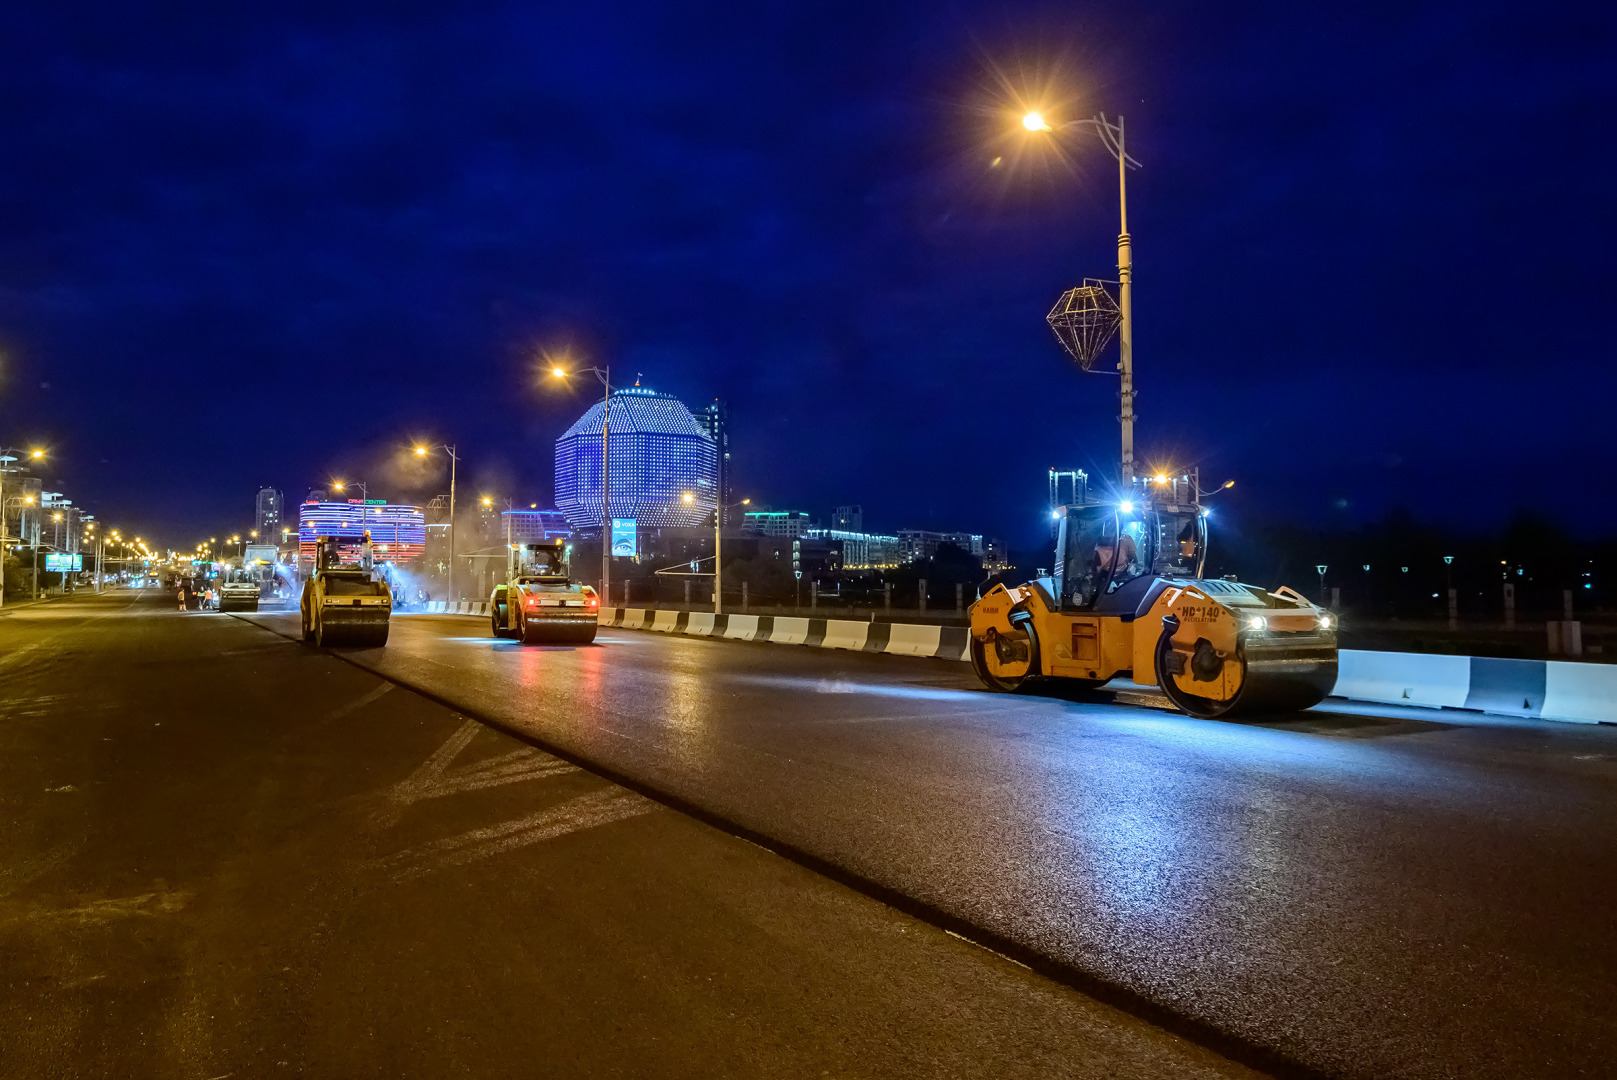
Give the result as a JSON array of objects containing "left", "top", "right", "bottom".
[
  {"left": 1319, "top": 615, "right": 1333, "bottom": 630},
  {"left": 1247, "top": 616, "right": 1267, "bottom": 631}
]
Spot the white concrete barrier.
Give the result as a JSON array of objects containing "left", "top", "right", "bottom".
[
  {"left": 723, "top": 614, "right": 761, "bottom": 641},
  {"left": 769, "top": 616, "right": 813, "bottom": 645},
  {"left": 650, "top": 609, "right": 681, "bottom": 632},
  {"left": 821, "top": 619, "right": 870, "bottom": 651},
  {"left": 1542, "top": 662, "right": 1617, "bottom": 725},
  {"left": 886, "top": 623, "right": 944, "bottom": 657},
  {"left": 1333, "top": 650, "right": 1471, "bottom": 709},
  {"left": 685, "top": 612, "right": 717, "bottom": 636}
]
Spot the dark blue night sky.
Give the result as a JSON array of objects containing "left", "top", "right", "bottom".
[{"left": 1, "top": 2, "right": 1612, "bottom": 548}]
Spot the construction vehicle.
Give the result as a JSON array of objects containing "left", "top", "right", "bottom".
[
  {"left": 970, "top": 469, "right": 1337, "bottom": 717},
  {"left": 299, "top": 534, "right": 391, "bottom": 647},
  {"left": 490, "top": 539, "right": 599, "bottom": 644},
  {"left": 212, "top": 561, "right": 262, "bottom": 612}
]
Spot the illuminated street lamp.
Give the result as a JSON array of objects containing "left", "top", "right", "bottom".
[
  {"left": 550, "top": 362, "right": 614, "bottom": 605},
  {"left": 1023, "top": 109, "right": 1141, "bottom": 488},
  {"left": 681, "top": 493, "right": 749, "bottom": 615},
  {"left": 0, "top": 446, "right": 45, "bottom": 608},
  {"left": 333, "top": 479, "right": 374, "bottom": 559},
  {"left": 413, "top": 445, "right": 460, "bottom": 599}
]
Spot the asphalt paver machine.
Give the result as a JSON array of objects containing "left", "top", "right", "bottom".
[{"left": 490, "top": 539, "right": 599, "bottom": 644}]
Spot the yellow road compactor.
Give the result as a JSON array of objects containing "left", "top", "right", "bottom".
[
  {"left": 970, "top": 471, "right": 1337, "bottom": 717},
  {"left": 300, "top": 534, "right": 391, "bottom": 647},
  {"left": 490, "top": 539, "right": 599, "bottom": 644}
]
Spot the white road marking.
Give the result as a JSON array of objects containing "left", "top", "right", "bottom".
[
  {"left": 367, "top": 788, "right": 654, "bottom": 883},
  {"left": 0, "top": 642, "right": 43, "bottom": 672},
  {"left": 365, "top": 719, "right": 580, "bottom": 830},
  {"left": 330, "top": 682, "right": 394, "bottom": 720}
]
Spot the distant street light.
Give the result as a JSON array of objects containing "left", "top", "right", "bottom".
[
  {"left": 0, "top": 445, "right": 46, "bottom": 608},
  {"left": 413, "top": 445, "right": 460, "bottom": 599},
  {"left": 682, "top": 492, "right": 750, "bottom": 615},
  {"left": 550, "top": 362, "right": 614, "bottom": 605}
]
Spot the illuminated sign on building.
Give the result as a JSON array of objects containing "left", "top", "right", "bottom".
[
  {"left": 611, "top": 518, "right": 638, "bottom": 558},
  {"left": 298, "top": 500, "right": 427, "bottom": 562}
]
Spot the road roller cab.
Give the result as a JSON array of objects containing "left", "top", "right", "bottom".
[
  {"left": 300, "top": 533, "right": 391, "bottom": 647},
  {"left": 969, "top": 469, "right": 1337, "bottom": 717},
  {"left": 490, "top": 539, "right": 599, "bottom": 644}
]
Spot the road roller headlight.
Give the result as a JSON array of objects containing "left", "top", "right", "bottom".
[{"left": 1247, "top": 616, "right": 1267, "bottom": 631}]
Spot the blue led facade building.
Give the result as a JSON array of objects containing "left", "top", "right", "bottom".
[
  {"left": 298, "top": 500, "right": 427, "bottom": 562},
  {"left": 500, "top": 509, "right": 572, "bottom": 545},
  {"left": 555, "top": 387, "right": 717, "bottom": 530}
]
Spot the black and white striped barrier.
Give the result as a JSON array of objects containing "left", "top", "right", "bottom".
[
  {"left": 1333, "top": 650, "right": 1617, "bottom": 725},
  {"left": 411, "top": 604, "right": 1617, "bottom": 724},
  {"left": 603, "top": 607, "right": 972, "bottom": 661},
  {"left": 419, "top": 600, "right": 491, "bottom": 616}
]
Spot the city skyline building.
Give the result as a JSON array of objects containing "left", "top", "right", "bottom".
[
  {"left": 255, "top": 487, "right": 283, "bottom": 537},
  {"left": 696, "top": 399, "right": 733, "bottom": 527},
  {"left": 742, "top": 509, "right": 813, "bottom": 538},
  {"left": 833, "top": 505, "right": 863, "bottom": 533},
  {"left": 500, "top": 508, "right": 572, "bottom": 545},
  {"left": 554, "top": 386, "right": 718, "bottom": 532},
  {"left": 898, "top": 529, "right": 985, "bottom": 562},
  {"left": 808, "top": 527, "right": 901, "bottom": 569}
]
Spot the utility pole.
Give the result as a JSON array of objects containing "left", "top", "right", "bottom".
[
  {"left": 447, "top": 448, "right": 458, "bottom": 599},
  {"left": 601, "top": 369, "right": 611, "bottom": 607}
]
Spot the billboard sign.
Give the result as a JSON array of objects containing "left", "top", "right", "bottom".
[
  {"left": 610, "top": 518, "right": 638, "bottom": 558},
  {"left": 44, "top": 553, "right": 83, "bottom": 572}
]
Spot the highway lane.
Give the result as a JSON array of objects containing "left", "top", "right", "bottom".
[
  {"left": 3, "top": 590, "right": 1257, "bottom": 1079},
  {"left": 246, "top": 609, "right": 1617, "bottom": 1080}
]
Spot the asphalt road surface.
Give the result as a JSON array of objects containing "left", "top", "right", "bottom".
[
  {"left": 229, "top": 605, "right": 1617, "bottom": 1080},
  {"left": 2, "top": 590, "right": 1256, "bottom": 1080}
]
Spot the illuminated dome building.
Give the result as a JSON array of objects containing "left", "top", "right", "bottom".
[{"left": 555, "top": 387, "right": 718, "bottom": 531}]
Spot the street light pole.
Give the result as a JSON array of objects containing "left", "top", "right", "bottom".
[
  {"left": 412, "top": 445, "right": 459, "bottom": 599},
  {"left": 0, "top": 447, "right": 45, "bottom": 608},
  {"left": 549, "top": 363, "right": 613, "bottom": 606},
  {"left": 449, "top": 447, "right": 457, "bottom": 599},
  {"left": 598, "top": 372, "right": 610, "bottom": 607},
  {"left": 1114, "top": 116, "right": 1135, "bottom": 489},
  {"left": 1027, "top": 112, "right": 1140, "bottom": 489}
]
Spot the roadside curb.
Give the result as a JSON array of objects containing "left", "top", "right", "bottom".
[
  {"left": 404, "top": 608, "right": 1617, "bottom": 724},
  {"left": 0, "top": 595, "right": 64, "bottom": 617}
]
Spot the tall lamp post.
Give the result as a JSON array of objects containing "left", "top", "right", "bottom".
[
  {"left": 550, "top": 364, "right": 614, "bottom": 606},
  {"left": 331, "top": 480, "right": 370, "bottom": 552},
  {"left": 711, "top": 497, "right": 749, "bottom": 615},
  {"left": 413, "top": 445, "right": 459, "bottom": 599},
  {"left": 1024, "top": 110, "right": 1141, "bottom": 488},
  {"left": 0, "top": 447, "right": 45, "bottom": 608}
]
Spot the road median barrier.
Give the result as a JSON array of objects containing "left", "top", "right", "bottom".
[
  {"left": 411, "top": 605, "right": 1617, "bottom": 723},
  {"left": 600, "top": 607, "right": 970, "bottom": 661}
]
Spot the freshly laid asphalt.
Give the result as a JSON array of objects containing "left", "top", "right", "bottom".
[
  {"left": 226, "top": 605, "right": 1617, "bottom": 1080},
  {"left": 1, "top": 590, "right": 1256, "bottom": 1080}
]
